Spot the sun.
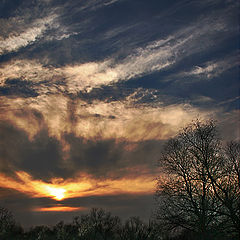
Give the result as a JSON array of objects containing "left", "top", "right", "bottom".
[{"left": 45, "top": 186, "right": 66, "bottom": 201}]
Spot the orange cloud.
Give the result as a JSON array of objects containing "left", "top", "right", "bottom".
[
  {"left": 33, "top": 206, "right": 86, "bottom": 212},
  {"left": 0, "top": 171, "right": 155, "bottom": 201}
]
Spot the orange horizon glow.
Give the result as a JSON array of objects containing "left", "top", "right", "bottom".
[
  {"left": 0, "top": 171, "right": 155, "bottom": 201},
  {"left": 34, "top": 206, "right": 86, "bottom": 212}
]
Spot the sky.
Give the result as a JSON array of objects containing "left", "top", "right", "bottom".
[{"left": 0, "top": 0, "right": 239, "bottom": 228}]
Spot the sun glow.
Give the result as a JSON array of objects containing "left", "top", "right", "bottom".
[
  {"left": 45, "top": 186, "right": 66, "bottom": 200},
  {"left": 34, "top": 206, "right": 86, "bottom": 212},
  {"left": 0, "top": 170, "right": 155, "bottom": 201}
]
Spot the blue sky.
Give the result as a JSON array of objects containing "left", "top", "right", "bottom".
[{"left": 0, "top": 0, "right": 239, "bottom": 227}]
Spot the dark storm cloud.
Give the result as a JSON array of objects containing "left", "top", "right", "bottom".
[
  {"left": 0, "top": 187, "right": 51, "bottom": 212},
  {"left": 0, "top": 120, "right": 68, "bottom": 180},
  {"left": 64, "top": 133, "right": 163, "bottom": 179},
  {"left": 0, "top": 117, "right": 163, "bottom": 181},
  {"left": 64, "top": 134, "right": 124, "bottom": 178}
]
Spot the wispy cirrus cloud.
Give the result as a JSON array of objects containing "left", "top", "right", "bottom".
[
  {"left": 0, "top": 15, "right": 58, "bottom": 55},
  {"left": 179, "top": 54, "right": 239, "bottom": 80},
  {"left": 60, "top": 14, "right": 234, "bottom": 92},
  {"left": 103, "top": 0, "right": 122, "bottom": 6},
  {"left": 0, "top": 59, "right": 61, "bottom": 85},
  {"left": 1, "top": 37, "right": 174, "bottom": 92},
  {"left": 161, "top": 54, "right": 239, "bottom": 87},
  {"left": 0, "top": 2, "right": 82, "bottom": 56},
  {"left": 0, "top": 2, "right": 235, "bottom": 93}
]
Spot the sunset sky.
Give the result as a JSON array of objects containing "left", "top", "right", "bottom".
[{"left": 0, "top": 0, "right": 239, "bottom": 228}]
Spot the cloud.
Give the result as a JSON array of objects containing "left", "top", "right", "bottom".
[
  {"left": 0, "top": 93, "right": 211, "bottom": 142},
  {"left": 0, "top": 93, "right": 209, "bottom": 180},
  {"left": 0, "top": 98, "right": 236, "bottom": 184},
  {"left": 217, "top": 109, "right": 240, "bottom": 142},
  {"left": 180, "top": 55, "right": 239, "bottom": 80},
  {"left": 103, "top": 0, "right": 122, "bottom": 6},
  {"left": 0, "top": 92, "right": 214, "bottom": 192},
  {"left": 0, "top": 15, "right": 58, "bottom": 55},
  {"left": 33, "top": 206, "right": 86, "bottom": 212},
  {"left": 0, "top": 121, "right": 68, "bottom": 179},
  {"left": 0, "top": 4, "right": 235, "bottom": 93},
  {"left": 0, "top": 1, "right": 83, "bottom": 56},
  {"left": 0, "top": 170, "right": 155, "bottom": 201},
  {"left": 0, "top": 115, "right": 163, "bottom": 190},
  {"left": 61, "top": 24, "right": 226, "bottom": 93},
  {"left": 0, "top": 59, "right": 64, "bottom": 96},
  {"left": 0, "top": 78, "right": 39, "bottom": 98}
]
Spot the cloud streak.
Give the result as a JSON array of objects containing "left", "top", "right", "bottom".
[
  {"left": 178, "top": 55, "right": 239, "bottom": 81},
  {"left": 0, "top": 15, "right": 58, "bottom": 55},
  {"left": 0, "top": 2, "right": 236, "bottom": 93},
  {"left": 34, "top": 206, "right": 86, "bottom": 212},
  {"left": 0, "top": 171, "right": 155, "bottom": 201}
]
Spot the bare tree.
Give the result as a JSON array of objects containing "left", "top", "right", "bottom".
[
  {"left": 53, "top": 221, "right": 76, "bottom": 240},
  {"left": 27, "top": 225, "right": 54, "bottom": 240},
  {"left": 156, "top": 120, "right": 239, "bottom": 240},
  {"left": 73, "top": 208, "right": 121, "bottom": 240},
  {"left": 118, "top": 217, "right": 153, "bottom": 240},
  {"left": 205, "top": 140, "right": 240, "bottom": 238}
]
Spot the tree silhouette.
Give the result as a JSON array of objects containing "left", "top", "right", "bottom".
[
  {"left": 73, "top": 208, "right": 121, "bottom": 240},
  {"left": 25, "top": 225, "right": 54, "bottom": 240},
  {"left": 207, "top": 141, "right": 240, "bottom": 237},
  {"left": 0, "top": 207, "right": 161, "bottom": 239},
  {"left": 118, "top": 216, "right": 154, "bottom": 240},
  {"left": 156, "top": 120, "right": 239, "bottom": 240},
  {"left": 0, "top": 207, "right": 23, "bottom": 239}
]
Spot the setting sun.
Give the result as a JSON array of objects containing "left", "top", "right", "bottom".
[
  {"left": 45, "top": 186, "right": 66, "bottom": 201},
  {"left": 0, "top": 171, "right": 155, "bottom": 202}
]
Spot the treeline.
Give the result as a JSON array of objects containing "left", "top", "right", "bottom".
[
  {"left": 1, "top": 207, "right": 163, "bottom": 240},
  {"left": 0, "top": 205, "right": 238, "bottom": 240}
]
